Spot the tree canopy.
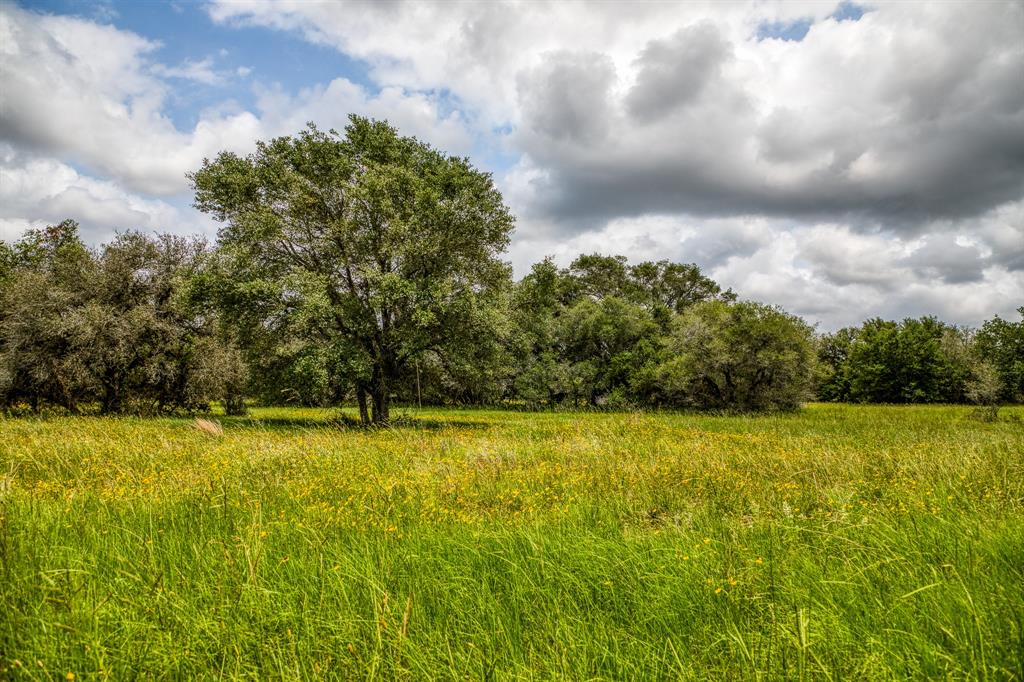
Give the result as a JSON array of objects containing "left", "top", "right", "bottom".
[
  {"left": 659, "top": 300, "right": 816, "bottom": 411},
  {"left": 816, "top": 317, "right": 981, "bottom": 404},
  {"left": 0, "top": 222, "right": 244, "bottom": 414},
  {"left": 2, "top": 117, "right": 1017, "bottom": 417},
  {"left": 190, "top": 117, "right": 515, "bottom": 423}
]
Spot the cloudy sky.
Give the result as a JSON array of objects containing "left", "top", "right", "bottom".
[{"left": 1, "top": 0, "right": 1022, "bottom": 329}]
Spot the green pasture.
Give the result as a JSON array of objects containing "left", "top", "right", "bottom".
[{"left": 2, "top": 404, "right": 1022, "bottom": 679}]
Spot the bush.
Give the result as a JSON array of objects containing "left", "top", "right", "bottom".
[{"left": 657, "top": 300, "right": 816, "bottom": 411}]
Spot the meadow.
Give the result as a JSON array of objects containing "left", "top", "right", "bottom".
[{"left": 1, "top": 404, "right": 1022, "bottom": 680}]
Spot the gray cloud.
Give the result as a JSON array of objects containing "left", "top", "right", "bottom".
[
  {"left": 517, "top": 52, "right": 615, "bottom": 145},
  {"left": 511, "top": 1, "right": 1024, "bottom": 235},
  {"left": 677, "top": 219, "right": 772, "bottom": 268},
  {"left": 3, "top": 0, "right": 1022, "bottom": 331},
  {"left": 901, "top": 237, "right": 987, "bottom": 285},
  {"left": 626, "top": 23, "right": 730, "bottom": 123}
]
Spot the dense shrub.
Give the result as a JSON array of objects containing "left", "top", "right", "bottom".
[
  {"left": 816, "top": 317, "right": 995, "bottom": 404},
  {"left": 657, "top": 300, "right": 816, "bottom": 411},
  {"left": 2, "top": 221, "right": 1016, "bottom": 414},
  {"left": 0, "top": 222, "right": 245, "bottom": 414},
  {"left": 972, "top": 308, "right": 1024, "bottom": 402}
]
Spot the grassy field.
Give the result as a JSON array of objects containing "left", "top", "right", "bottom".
[{"left": 1, "top": 404, "right": 1022, "bottom": 680}]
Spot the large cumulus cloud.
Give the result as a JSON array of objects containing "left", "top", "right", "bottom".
[
  {"left": 0, "top": 2, "right": 479, "bottom": 244},
  {"left": 210, "top": 0, "right": 1024, "bottom": 230},
  {"left": 511, "top": 2, "right": 1024, "bottom": 230},
  {"left": 2, "top": 0, "right": 1022, "bottom": 328}
]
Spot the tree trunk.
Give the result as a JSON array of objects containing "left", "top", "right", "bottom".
[
  {"left": 356, "top": 384, "right": 369, "bottom": 424},
  {"left": 369, "top": 362, "right": 392, "bottom": 424},
  {"left": 224, "top": 392, "right": 247, "bottom": 416},
  {"left": 101, "top": 385, "right": 121, "bottom": 415},
  {"left": 370, "top": 385, "right": 389, "bottom": 421},
  {"left": 100, "top": 367, "right": 124, "bottom": 415},
  {"left": 370, "top": 387, "right": 389, "bottom": 424}
]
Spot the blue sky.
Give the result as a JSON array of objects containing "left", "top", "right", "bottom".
[
  {"left": 1, "top": 0, "right": 1022, "bottom": 329},
  {"left": 20, "top": 0, "right": 519, "bottom": 174},
  {"left": 24, "top": 0, "right": 376, "bottom": 128}
]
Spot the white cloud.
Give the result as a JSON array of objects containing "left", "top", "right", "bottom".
[
  {"left": 2, "top": 0, "right": 1021, "bottom": 330},
  {"left": 204, "top": 0, "right": 1023, "bottom": 328},
  {"left": 207, "top": 1, "right": 1024, "bottom": 227},
  {"left": 0, "top": 147, "right": 215, "bottom": 244},
  {"left": 0, "top": 3, "right": 477, "bottom": 197},
  {"left": 509, "top": 205, "right": 1024, "bottom": 329},
  {"left": 714, "top": 216, "right": 1024, "bottom": 329},
  {"left": 152, "top": 57, "right": 226, "bottom": 85},
  {"left": 254, "top": 79, "right": 475, "bottom": 156},
  {"left": 0, "top": 4, "right": 263, "bottom": 195}
]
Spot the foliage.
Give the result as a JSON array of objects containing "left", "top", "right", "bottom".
[
  {"left": 973, "top": 307, "right": 1024, "bottom": 402},
  {"left": 565, "top": 253, "right": 734, "bottom": 315},
  {"left": 555, "top": 296, "right": 662, "bottom": 406},
  {"left": 0, "top": 221, "right": 98, "bottom": 412},
  {"left": 818, "top": 317, "right": 975, "bottom": 404},
  {"left": 658, "top": 300, "right": 817, "bottom": 411},
  {"left": 3, "top": 118, "right": 1018, "bottom": 414},
  {"left": 190, "top": 117, "right": 514, "bottom": 423},
  {"left": 506, "top": 254, "right": 732, "bottom": 408},
  {"left": 816, "top": 326, "right": 857, "bottom": 401},
  {"left": 965, "top": 360, "right": 1002, "bottom": 421},
  {"left": 0, "top": 222, "right": 244, "bottom": 414}
]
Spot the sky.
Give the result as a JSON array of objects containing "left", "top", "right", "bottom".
[{"left": 1, "top": 0, "right": 1022, "bottom": 330}]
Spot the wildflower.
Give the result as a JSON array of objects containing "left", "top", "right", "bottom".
[{"left": 67, "top": 674, "right": 76, "bottom": 681}]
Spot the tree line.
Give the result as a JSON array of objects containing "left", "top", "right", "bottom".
[{"left": 1, "top": 118, "right": 1020, "bottom": 420}]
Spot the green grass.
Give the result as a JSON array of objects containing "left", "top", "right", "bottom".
[{"left": 1, "top": 404, "right": 1022, "bottom": 679}]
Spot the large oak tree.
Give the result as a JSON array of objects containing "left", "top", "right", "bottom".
[{"left": 190, "top": 117, "right": 514, "bottom": 423}]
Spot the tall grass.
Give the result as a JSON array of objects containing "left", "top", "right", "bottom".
[{"left": 1, "top": 404, "right": 1022, "bottom": 679}]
